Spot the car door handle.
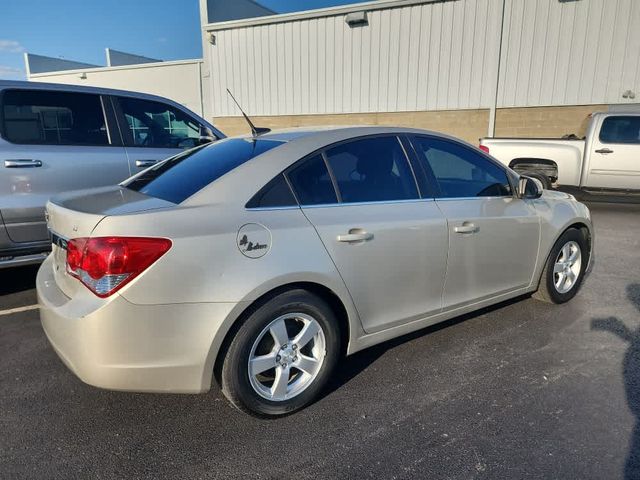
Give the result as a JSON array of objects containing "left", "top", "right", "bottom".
[
  {"left": 135, "top": 159, "right": 159, "bottom": 168},
  {"left": 337, "top": 229, "right": 374, "bottom": 243},
  {"left": 454, "top": 223, "right": 479, "bottom": 234},
  {"left": 595, "top": 148, "right": 613, "bottom": 154},
  {"left": 4, "top": 159, "right": 43, "bottom": 168}
]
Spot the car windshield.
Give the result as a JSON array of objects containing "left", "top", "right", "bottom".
[{"left": 123, "top": 137, "right": 284, "bottom": 204}]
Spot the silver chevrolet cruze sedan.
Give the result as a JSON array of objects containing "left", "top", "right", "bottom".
[{"left": 37, "top": 127, "right": 593, "bottom": 416}]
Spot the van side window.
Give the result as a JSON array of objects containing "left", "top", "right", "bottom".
[
  {"left": 1, "top": 90, "right": 109, "bottom": 146},
  {"left": 118, "top": 97, "right": 201, "bottom": 149}
]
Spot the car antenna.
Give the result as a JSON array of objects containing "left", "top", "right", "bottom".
[{"left": 226, "top": 88, "right": 270, "bottom": 137}]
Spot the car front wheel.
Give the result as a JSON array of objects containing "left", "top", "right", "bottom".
[
  {"left": 220, "top": 289, "right": 340, "bottom": 417},
  {"left": 534, "top": 228, "right": 588, "bottom": 304}
]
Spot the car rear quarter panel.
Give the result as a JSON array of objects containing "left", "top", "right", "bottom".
[{"left": 89, "top": 203, "right": 364, "bottom": 350}]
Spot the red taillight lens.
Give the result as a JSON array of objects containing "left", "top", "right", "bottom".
[
  {"left": 66, "top": 238, "right": 87, "bottom": 273},
  {"left": 479, "top": 144, "right": 490, "bottom": 154},
  {"left": 66, "top": 237, "right": 172, "bottom": 297}
]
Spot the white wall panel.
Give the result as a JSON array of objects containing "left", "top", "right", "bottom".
[
  {"left": 208, "top": 0, "right": 503, "bottom": 116},
  {"left": 207, "top": 0, "right": 640, "bottom": 116},
  {"left": 31, "top": 60, "right": 205, "bottom": 116},
  {"left": 497, "top": 0, "right": 640, "bottom": 107}
]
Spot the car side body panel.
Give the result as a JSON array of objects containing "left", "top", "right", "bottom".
[{"left": 435, "top": 196, "right": 541, "bottom": 309}]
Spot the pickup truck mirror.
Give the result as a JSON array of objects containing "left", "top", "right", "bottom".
[{"left": 518, "top": 176, "right": 544, "bottom": 199}]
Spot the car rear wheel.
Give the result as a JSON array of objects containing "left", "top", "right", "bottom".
[
  {"left": 534, "top": 228, "right": 588, "bottom": 304},
  {"left": 220, "top": 289, "right": 340, "bottom": 417}
]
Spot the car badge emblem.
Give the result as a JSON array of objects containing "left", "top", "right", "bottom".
[{"left": 237, "top": 223, "right": 271, "bottom": 258}]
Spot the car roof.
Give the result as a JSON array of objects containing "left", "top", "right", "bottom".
[
  {"left": 235, "top": 125, "right": 452, "bottom": 145},
  {"left": 0, "top": 79, "right": 222, "bottom": 136},
  {"left": 0, "top": 79, "right": 198, "bottom": 108}
]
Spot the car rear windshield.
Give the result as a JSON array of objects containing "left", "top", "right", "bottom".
[{"left": 124, "top": 138, "right": 283, "bottom": 204}]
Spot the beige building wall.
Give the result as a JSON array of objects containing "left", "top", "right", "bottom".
[
  {"left": 212, "top": 105, "right": 606, "bottom": 143},
  {"left": 494, "top": 105, "right": 608, "bottom": 138},
  {"left": 213, "top": 109, "right": 490, "bottom": 144}
]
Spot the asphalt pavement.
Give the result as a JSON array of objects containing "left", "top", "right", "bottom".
[{"left": 1, "top": 202, "right": 639, "bottom": 479}]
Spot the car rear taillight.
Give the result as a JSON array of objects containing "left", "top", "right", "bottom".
[
  {"left": 66, "top": 237, "right": 172, "bottom": 297},
  {"left": 479, "top": 144, "right": 490, "bottom": 154}
]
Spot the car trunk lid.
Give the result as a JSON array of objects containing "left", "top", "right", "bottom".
[{"left": 46, "top": 186, "right": 175, "bottom": 298}]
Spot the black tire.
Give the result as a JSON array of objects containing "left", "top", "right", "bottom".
[
  {"left": 528, "top": 172, "right": 552, "bottom": 190},
  {"left": 534, "top": 228, "right": 588, "bottom": 304},
  {"left": 220, "top": 289, "right": 340, "bottom": 417}
]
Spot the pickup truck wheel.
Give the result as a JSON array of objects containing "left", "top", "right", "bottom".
[
  {"left": 528, "top": 172, "right": 551, "bottom": 190},
  {"left": 534, "top": 229, "right": 587, "bottom": 304}
]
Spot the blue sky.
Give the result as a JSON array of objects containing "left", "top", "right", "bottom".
[{"left": 0, "top": 0, "right": 367, "bottom": 80}]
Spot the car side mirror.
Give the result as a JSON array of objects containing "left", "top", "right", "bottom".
[
  {"left": 518, "top": 176, "right": 544, "bottom": 199},
  {"left": 198, "top": 125, "right": 216, "bottom": 145}
]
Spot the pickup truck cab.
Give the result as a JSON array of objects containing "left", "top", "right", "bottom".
[
  {"left": 0, "top": 80, "right": 224, "bottom": 268},
  {"left": 480, "top": 112, "right": 640, "bottom": 196}
]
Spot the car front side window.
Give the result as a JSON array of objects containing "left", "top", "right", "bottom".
[
  {"left": 411, "top": 136, "right": 512, "bottom": 198},
  {"left": 118, "top": 97, "right": 202, "bottom": 149}
]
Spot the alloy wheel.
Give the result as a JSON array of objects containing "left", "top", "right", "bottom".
[
  {"left": 248, "top": 313, "right": 326, "bottom": 401},
  {"left": 553, "top": 240, "right": 582, "bottom": 294}
]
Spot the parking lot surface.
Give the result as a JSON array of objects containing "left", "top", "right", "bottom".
[{"left": 1, "top": 202, "right": 639, "bottom": 479}]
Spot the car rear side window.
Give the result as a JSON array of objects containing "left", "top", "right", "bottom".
[
  {"left": 411, "top": 136, "right": 512, "bottom": 198},
  {"left": 599, "top": 116, "right": 640, "bottom": 144},
  {"left": 324, "top": 136, "right": 419, "bottom": 203},
  {"left": 124, "top": 138, "right": 283, "bottom": 204},
  {"left": 246, "top": 174, "right": 297, "bottom": 208},
  {"left": 1, "top": 89, "right": 109, "bottom": 146},
  {"left": 287, "top": 154, "right": 338, "bottom": 205}
]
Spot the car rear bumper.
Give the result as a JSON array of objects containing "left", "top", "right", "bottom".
[{"left": 37, "top": 254, "right": 240, "bottom": 394}]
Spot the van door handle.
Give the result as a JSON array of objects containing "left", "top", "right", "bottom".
[
  {"left": 4, "top": 159, "right": 42, "bottom": 168},
  {"left": 454, "top": 223, "right": 479, "bottom": 234},
  {"left": 135, "top": 159, "right": 158, "bottom": 168},
  {"left": 337, "top": 229, "right": 374, "bottom": 243},
  {"left": 595, "top": 148, "right": 613, "bottom": 154}
]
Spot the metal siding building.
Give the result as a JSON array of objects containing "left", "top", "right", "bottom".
[
  {"left": 206, "top": 0, "right": 504, "bottom": 116},
  {"left": 497, "top": 0, "right": 640, "bottom": 107},
  {"left": 201, "top": 0, "right": 640, "bottom": 140},
  {"left": 28, "top": 0, "right": 640, "bottom": 141}
]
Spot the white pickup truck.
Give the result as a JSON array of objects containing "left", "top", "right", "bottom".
[{"left": 479, "top": 112, "right": 640, "bottom": 196}]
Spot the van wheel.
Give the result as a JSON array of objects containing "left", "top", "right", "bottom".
[
  {"left": 220, "top": 289, "right": 340, "bottom": 417},
  {"left": 534, "top": 229, "right": 587, "bottom": 304}
]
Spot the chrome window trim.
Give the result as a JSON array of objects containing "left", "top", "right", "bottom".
[
  {"left": 435, "top": 195, "right": 513, "bottom": 202},
  {"left": 299, "top": 198, "right": 436, "bottom": 209},
  {"left": 245, "top": 205, "right": 301, "bottom": 212},
  {"left": 245, "top": 198, "right": 438, "bottom": 211}
]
